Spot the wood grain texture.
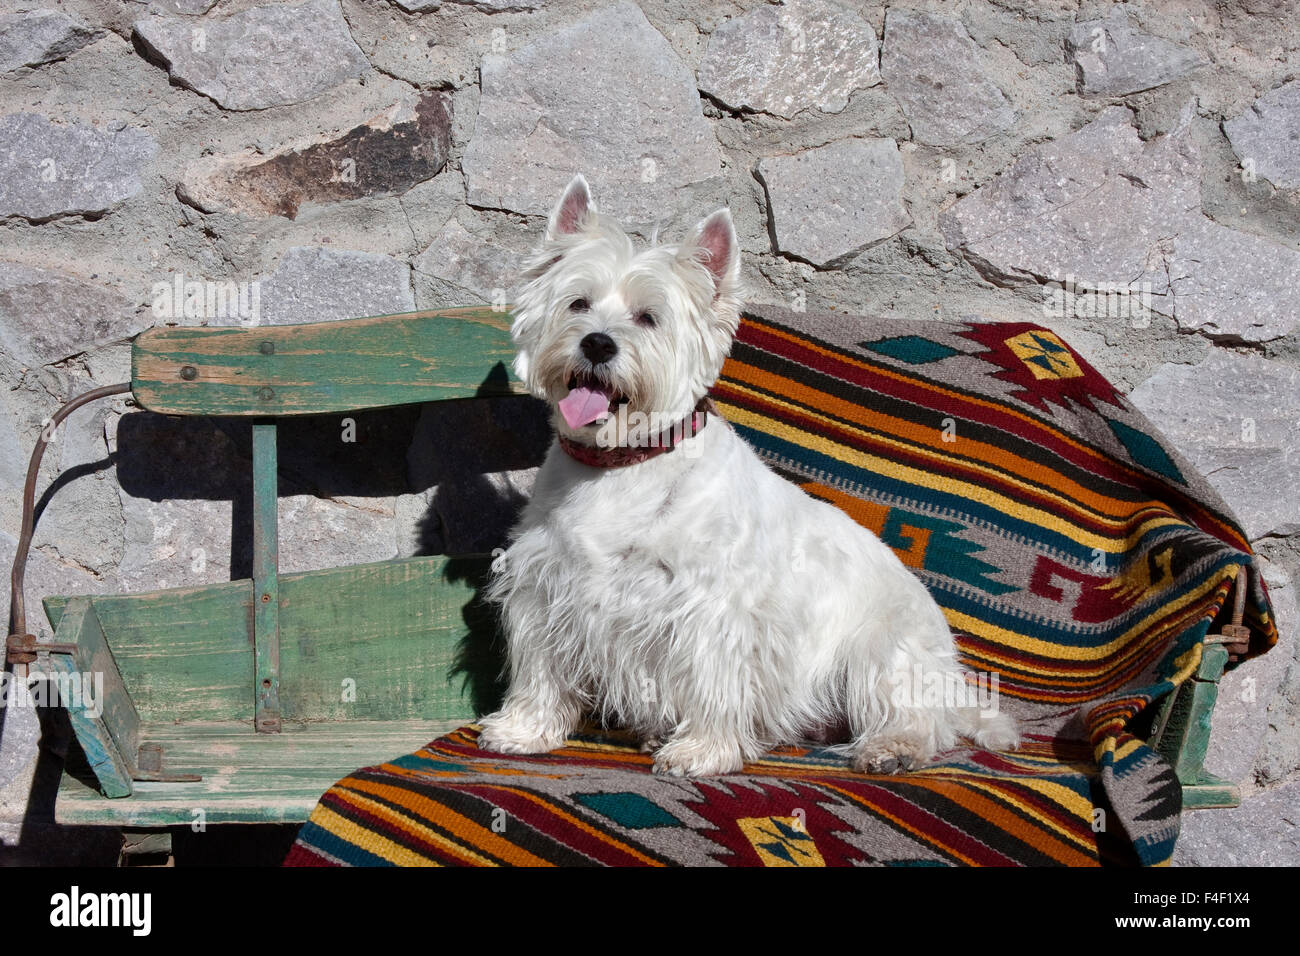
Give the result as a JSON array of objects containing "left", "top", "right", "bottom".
[
  {"left": 47, "top": 599, "right": 137, "bottom": 797},
  {"left": 1167, "top": 644, "right": 1229, "bottom": 785},
  {"left": 46, "top": 581, "right": 255, "bottom": 724},
  {"left": 55, "top": 719, "right": 468, "bottom": 825},
  {"left": 131, "top": 307, "right": 526, "bottom": 416},
  {"left": 252, "top": 421, "right": 282, "bottom": 733},
  {"left": 43, "top": 555, "right": 495, "bottom": 724}
]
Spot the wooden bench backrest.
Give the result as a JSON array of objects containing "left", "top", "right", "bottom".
[
  {"left": 47, "top": 309, "right": 529, "bottom": 775},
  {"left": 131, "top": 307, "right": 525, "bottom": 416}
]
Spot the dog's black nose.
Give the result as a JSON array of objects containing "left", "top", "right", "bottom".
[{"left": 580, "top": 332, "right": 618, "bottom": 365}]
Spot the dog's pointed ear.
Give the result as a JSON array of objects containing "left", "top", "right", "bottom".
[
  {"left": 546, "top": 175, "right": 595, "bottom": 240},
  {"left": 681, "top": 208, "right": 740, "bottom": 296}
]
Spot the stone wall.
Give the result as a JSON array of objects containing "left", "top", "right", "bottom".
[{"left": 0, "top": 0, "right": 1296, "bottom": 864}]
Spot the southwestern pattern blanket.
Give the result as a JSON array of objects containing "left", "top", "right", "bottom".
[{"left": 285, "top": 305, "right": 1276, "bottom": 867}]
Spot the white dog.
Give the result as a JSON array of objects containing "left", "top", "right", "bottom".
[{"left": 478, "top": 176, "right": 1018, "bottom": 777}]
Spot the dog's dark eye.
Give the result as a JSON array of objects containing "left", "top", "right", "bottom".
[
  {"left": 635, "top": 311, "right": 656, "bottom": 328},
  {"left": 570, "top": 298, "right": 589, "bottom": 312}
]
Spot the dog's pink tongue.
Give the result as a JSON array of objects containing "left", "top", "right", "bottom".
[{"left": 558, "top": 384, "right": 612, "bottom": 429}]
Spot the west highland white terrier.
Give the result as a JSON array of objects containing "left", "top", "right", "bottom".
[{"left": 478, "top": 176, "right": 1018, "bottom": 777}]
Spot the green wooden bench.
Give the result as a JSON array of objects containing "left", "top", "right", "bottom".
[{"left": 5, "top": 306, "right": 1246, "bottom": 861}]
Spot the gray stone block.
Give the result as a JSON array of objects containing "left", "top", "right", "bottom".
[
  {"left": 697, "top": 0, "right": 881, "bottom": 119},
  {"left": 940, "top": 105, "right": 1300, "bottom": 342},
  {"left": 1067, "top": 10, "right": 1208, "bottom": 96},
  {"left": 414, "top": 218, "right": 523, "bottom": 306},
  {"left": 939, "top": 107, "right": 1196, "bottom": 288},
  {"left": 0, "top": 530, "right": 110, "bottom": 642},
  {"left": 758, "top": 138, "right": 910, "bottom": 268},
  {"left": 277, "top": 494, "right": 398, "bottom": 574},
  {"left": 1164, "top": 215, "right": 1300, "bottom": 343},
  {"left": 1128, "top": 350, "right": 1300, "bottom": 541},
  {"left": 462, "top": 1, "right": 721, "bottom": 224},
  {"left": 0, "top": 262, "right": 148, "bottom": 368},
  {"left": 1224, "top": 79, "right": 1300, "bottom": 190},
  {"left": 0, "top": 113, "right": 157, "bottom": 221},
  {"left": 1173, "top": 778, "right": 1300, "bottom": 865},
  {"left": 133, "top": 0, "right": 369, "bottom": 111},
  {"left": 251, "top": 247, "right": 415, "bottom": 328},
  {"left": 0, "top": 10, "right": 100, "bottom": 74},
  {"left": 880, "top": 9, "right": 1015, "bottom": 147},
  {"left": 31, "top": 401, "right": 124, "bottom": 577}
]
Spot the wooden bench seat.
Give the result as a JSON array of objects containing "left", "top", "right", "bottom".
[{"left": 56, "top": 719, "right": 463, "bottom": 827}]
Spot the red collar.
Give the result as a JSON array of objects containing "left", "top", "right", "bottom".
[{"left": 558, "top": 398, "right": 713, "bottom": 468}]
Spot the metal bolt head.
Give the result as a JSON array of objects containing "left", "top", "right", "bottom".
[
  {"left": 259, "top": 341, "right": 275, "bottom": 355},
  {"left": 180, "top": 365, "right": 198, "bottom": 381},
  {"left": 258, "top": 386, "right": 274, "bottom": 401}
]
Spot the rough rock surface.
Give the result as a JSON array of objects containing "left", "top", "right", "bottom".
[
  {"left": 697, "top": 0, "right": 881, "bottom": 119},
  {"left": 278, "top": 494, "right": 398, "bottom": 574},
  {"left": 940, "top": 106, "right": 1300, "bottom": 342},
  {"left": 1224, "top": 80, "right": 1300, "bottom": 189},
  {"left": 939, "top": 107, "right": 1198, "bottom": 286},
  {"left": 1067, "top": 10, "right": 1208, "bottom": 96},
  {"left": 0, "top": 113, "right": 157, "bottom": 221},
  {"left": 1164, "top": 217, "right": 1300, "bottom": 342},
  {"left": 134, "top": 0, "right": 369, "bottom": 110},
  {"left": 179, "top": 93, "right": 452, "bottom": 218},
  {"left": 0, "top": 10, "right": 100, "bottom": 74},
  {"left": 462, "top": 2, "right": 721, "bottom": 223},
  {"left": 1128, "top": 350, "right": 1300, "bottom": 541},
  {"left": 0, "top": 262, "right": 147, "bottom": 367},
  {"left": 880, "top": 9, "right": 1016, "bottom": 146},
  {"left": 758, "top": 138, "right": 910, "bottom": 267},
  {"left": 241, "top": 247, "right": 414, "bottom": 328},
  {"left": 1201, "top": 563, "right": 1296, "bottom": 785},
  {"left": 31, "top": 400, "right": 124, "bottom": 577},
  {"left": 1173, "top": 778, "right": 1300, "bottom": 866},
  {"left": 414, "top": 218, "right": 520, "bottom": 306}
]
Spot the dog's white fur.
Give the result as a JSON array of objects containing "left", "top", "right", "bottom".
[{"left": 478, "top": 176, "right": 1019, "bottom": 776}]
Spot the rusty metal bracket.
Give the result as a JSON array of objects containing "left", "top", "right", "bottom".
[
  {"left": 5, "top": 632, "right": 77, "bottom": 666},
  {"left": 7, "top": 382, "right": 132, "bottom": 678},
  {"left": 1205, "top": 569, "right": 1252, "bottom": 660},
  {"left": 133, "top": 743, "right": 202, "bottom": 783}
]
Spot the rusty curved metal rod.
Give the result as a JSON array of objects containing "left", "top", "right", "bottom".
[{"left": 7, "top": 382, "right": 132, "bottom": 673}]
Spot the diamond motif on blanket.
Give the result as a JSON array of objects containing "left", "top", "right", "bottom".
[{"left": 737, "top": 816, "right": 825, "bottom": 867}]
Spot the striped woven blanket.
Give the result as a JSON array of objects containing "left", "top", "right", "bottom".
[{"left": 285, "top": 306, "right": 1276, "bottom": 867}]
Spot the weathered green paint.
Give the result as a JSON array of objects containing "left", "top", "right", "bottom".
[
  {"left": 275, "top": 555, "right": 498, "bottom": 723},
  {"left": 1181, "top": 771, "right": 1241, "bottom": 810},
  {"left": 1170, "top": 644, "right": 1228, "bottom": 784},
  {"left": 131, "top": 308, "right": 524, "bottom": 416},
  {"left": 1152, "top": 643, "right": 1241, "bottom": 809},
  {"left": 44, "top": 555, "right": 495, "bottom": 726},
  {"left": 47, "top": 599, "right": 136, "bottom": 798},
  {"left": 252, "top": 421, "right": 282, "bottom": 734},
  {"left": 46, "top": 581, "right": 254, "bottom": 724},
  {"left": 55, "top": 719, "right": 467, "bottom": 826}
]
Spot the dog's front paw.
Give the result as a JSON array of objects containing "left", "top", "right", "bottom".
[
  {"left": 476, "top": 712, "right": 567, "bottom": 755},
  {"left": 652, "top": 737, "right": 744, "bottom": 777},
  {"left": 852, "top": 734, "right": 935, "bottom": 775}
]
